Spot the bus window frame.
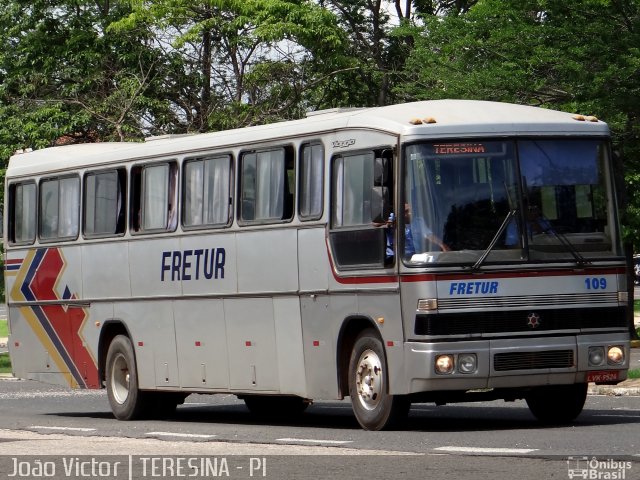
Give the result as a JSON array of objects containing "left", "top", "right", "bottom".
[
  {"left": 237, "top": 145, "right": 295, "bottom": 226},
  {"left": 83, "top": 167, "right": 127, "bottom": 240},
  {"left": 181, "top": 153, "right": 233, "bottom": 231},
  {"left": 130, "top": 160, "right": 179, "bottom": 235},
  {"left": 328, "top": 147, "right": 393, "bottom": 270},
  {"left": 38, "top": 174, "right": 81, "bottom": 243},
  {"left": 7, "top": 180, "right": 37, "bottom": 246},
  {"left": 298, "top": 142, "right": 325, "bottom": 222}
]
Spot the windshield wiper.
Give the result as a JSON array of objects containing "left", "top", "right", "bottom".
[
  {"left": 471, "top": 209, "right": 518, "bottom": 271},
  {"left": 537, "top": 220, "right": 590, "bottom": 267}
]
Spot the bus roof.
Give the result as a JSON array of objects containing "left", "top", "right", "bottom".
[{"left": 6, "top": 100, "right": 610, "bottom": 178}]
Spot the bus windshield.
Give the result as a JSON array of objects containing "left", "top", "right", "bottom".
[{"left": 403, "top": 138, "right": 620, "bottom": 266}]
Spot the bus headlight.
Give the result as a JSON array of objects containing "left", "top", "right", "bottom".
[
  {"left": 435, "top": 355, "right": 455, "bottom": 375},
  {"left": 607, "top": 346, "right": 625, "bottom": 365},
  {"left": 457, "top": 353, "right": 477, "bottom": 374},
  {"left": 588, "top": 346, "right": 605, "bottom": 366}
]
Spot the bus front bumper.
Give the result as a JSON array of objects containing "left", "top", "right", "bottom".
[{"left": 402, "top": 333, "right": 630, "bottom": 395}]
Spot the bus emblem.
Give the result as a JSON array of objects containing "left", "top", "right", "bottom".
[
  {"left": 527, "top": 312, "right": 541, "bottom": 329},
  {"left": 332, "top": 139, "right": 356, "bottom": 148}
]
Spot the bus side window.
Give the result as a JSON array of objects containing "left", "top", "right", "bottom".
[
  {"left": 239, "top": 147, "right": 294, "bottom": 223},
  {"left": 130, "top": 167, "right": 142, "bottom": 232},
  {"left": 130, "top": 162, "right": 178, "bottom": 233},
  {"left": 183, "top": 155, "right": 231, "bottom": 228},
  {"left": 84, "top": 168, "right": 126, "bottom": 237},
  {"left": 8, "top": 182, "right": 37, "bottom": 245},
  {"left": 372, "top": 152, "right": 393, "bottom": 223},
  {"left": 39, "top": 176, "right": 80, "bottom": 241},
  {"left": 299, "top": 143, "right": 324, "bottom": 221}
]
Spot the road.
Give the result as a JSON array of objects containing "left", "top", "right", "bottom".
[{"left": 0, "top": 378, "right": 638, "bottom": 480}]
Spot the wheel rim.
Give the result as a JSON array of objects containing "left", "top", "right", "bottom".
[
  {"left": 110, "top": 352, "right": 131, "bottom": 405},
  {"left": 354, "top": 348, "right": 384, "bottom": 411}
]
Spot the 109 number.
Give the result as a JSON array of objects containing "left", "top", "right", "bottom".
[{"left": 585, "top": 277, "right": 607, "bottom": 290}]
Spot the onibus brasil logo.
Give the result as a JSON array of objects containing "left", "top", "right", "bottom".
[{"left": 567, "top": 457, "right": 632, "bottom": 479}]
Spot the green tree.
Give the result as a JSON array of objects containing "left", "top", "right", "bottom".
[
  {"left": 113, "top": 0, "right": 346, "bottom": 131},
  {"left": 0, "top": 0, "right": 174, "bottom": 153}
]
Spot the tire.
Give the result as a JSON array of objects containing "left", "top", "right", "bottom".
[
  {"left": 105, "top": 335, "right": 148, "bottom": 420},
  {"left": 348, "top": 329, "right": 410, "bottom": 430},
  {"left": 525, "top": 383, "right": 588, "bottom": 424},
  {"left": 243, "top": 395, "right": 309, "bottom": 419}
]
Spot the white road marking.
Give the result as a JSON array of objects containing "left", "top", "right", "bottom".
[
  {"left": 0, "top": 390, "right": 104, "bottom": 399},
  {"left": 30, "top": 425, "right": 96, "bottom": 432},
  {"left": 277, "top": 438, "right": 353, "bottom": 445},
  {"left": 435, "top": 446, "right": 538, "bottom": 454},
  {"left": 591, "top": 414, "right": 640, "bottom": 419},
  {"left": 145, "top": 431, "right": 217, "bottom": 439}
]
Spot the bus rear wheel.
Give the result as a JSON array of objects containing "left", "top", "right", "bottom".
[
  {"left": 525, "top": 383, "right": 588, "bottom": 424},
  {"left": 348, "top": 329, "right": 410, "bottom": 430},
  {"left": 106, "top": 335, "right": 148, "bottom": 420}
]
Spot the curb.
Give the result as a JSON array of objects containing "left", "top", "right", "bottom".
[{"left": 589, "top": 384, "right": 640, "bottom": 396}]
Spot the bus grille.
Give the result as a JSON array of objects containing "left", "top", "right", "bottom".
[
  {"left": 437, "top": 292, "right": 618, "bottom": 310},
  {"left": 494, "top": 350, "right": 574, "bottom": 371},
  {"left": 414, "top": 306, "right": 626, "bottom": 336}
]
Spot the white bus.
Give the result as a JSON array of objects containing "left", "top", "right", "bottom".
[{"left": 4, "top": 100, "right": 631, "bottom": 430}]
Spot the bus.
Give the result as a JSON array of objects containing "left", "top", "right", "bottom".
[{"left": 3, "top": 100, "right": 631, "bottom": 430}]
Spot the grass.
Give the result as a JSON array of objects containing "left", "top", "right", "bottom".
[
  {"left": 0, "top": 319, "right": 9, "bottom": 374},
  {"left": 629, "top": 369, "right": 640, "bottom": 379},
  {"left": 0, "top": 353, "right": 10, "bottom": 374}
]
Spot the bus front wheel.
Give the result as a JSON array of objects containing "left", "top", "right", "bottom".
[
  {"left": 105, "top": 335, "right": 147, "bottom": 420},
  {"left": 525, "top": 383, "right": 588, "bottom": 424},
  {"left": 348, "top": 329, "right": 410, "bottom": 430}
]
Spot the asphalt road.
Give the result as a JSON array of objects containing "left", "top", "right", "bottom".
[{"left": 0, "top": 378, "right": 638, "bottom": 480}]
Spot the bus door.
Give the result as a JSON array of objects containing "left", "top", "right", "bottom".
[{"left": 313, "top": 147, "right": 403, "bottom": 397}]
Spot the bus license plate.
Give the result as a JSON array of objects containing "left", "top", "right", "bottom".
[{"left": 587, "top": 371, "right": 619, "bottom": 382}]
